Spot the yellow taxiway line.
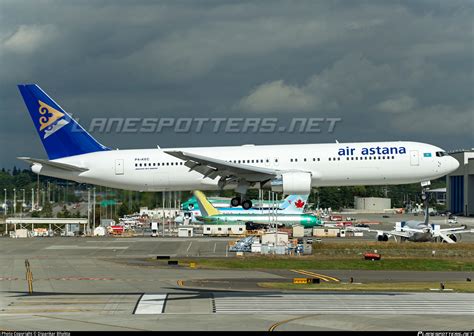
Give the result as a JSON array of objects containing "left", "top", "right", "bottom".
[{"left": 290, "top": 269, "right": 340, "bottom": 282}]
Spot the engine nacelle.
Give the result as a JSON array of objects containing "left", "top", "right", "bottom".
[
  {"left": 448, "top": 234, "right": 459, "bottom": 242},
  {"left": 268, "top": 172, "right": 312, "bottom": 195},
  {"left": 377, "top": 233, "right": 389, "bottom": 242}
]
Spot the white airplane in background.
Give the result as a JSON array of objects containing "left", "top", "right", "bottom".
[
  {"left": 351, "top": 193, "right": 473, "bottom": 243},
  {"left": 366, "top": 217, "right": 473, "bottom": 244},
  {"left": 17, "top": 84, "right": 459, "bottom": 209}
]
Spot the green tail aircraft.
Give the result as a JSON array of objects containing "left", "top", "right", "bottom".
[{"left": 193, "top": 190, "right": 322, "bottom": 228}]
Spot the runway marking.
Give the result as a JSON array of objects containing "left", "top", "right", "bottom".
[
  {"left": 290, "top": 270, "right": 340, "bottom": 282},
  {"left": 186, "top": 242, "right": 193, "bottom": 252},
  {"left": 45, "top": 245, "right": 128, "bottom": 250},
  {"left": 213, "top": 292, "right": 474, "bottom": 315},
  {"left": 213, "top": 242, "right": 217, "bottom": 253},
  {"left": 134, "top": 294, "right": 167, "bottom": 314},
  {"left": 49, "top": 277, "right": 115, "bottom": 281},
  {"left": 33, "top": 315, "right": 149, "bottom": 331}
]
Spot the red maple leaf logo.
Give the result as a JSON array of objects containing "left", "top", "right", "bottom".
[{"left": 295, "top": 199, "right": 305, "bottom": 208}]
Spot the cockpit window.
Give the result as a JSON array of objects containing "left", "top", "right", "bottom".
[{"left": 436, "top": 151, "right": 447, "bottom": 157}]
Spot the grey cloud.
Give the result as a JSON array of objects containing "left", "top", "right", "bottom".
[
  {"left": 375, "top": 96, "right": 418, "bottom": 114},
  {"left": 0, "top": 0, "right": 472, "bottom": 168}
]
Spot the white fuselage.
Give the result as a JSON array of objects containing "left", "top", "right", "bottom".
[{"left": 32, "top": 141, "right": 459, "bottom": 192}]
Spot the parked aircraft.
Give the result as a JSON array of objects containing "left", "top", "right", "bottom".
[
  {"left": 351, "top": 193, "right": 473, "bottom": 243},
  {"left": 176, "top": 194, "right": 309, "bottom": 224},
  {"left": 191, "top": 190, "right": 321, "bottom": 228}
]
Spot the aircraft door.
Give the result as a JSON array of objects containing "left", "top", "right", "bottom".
[
  {"left": 115, "top": 159, "right": 124, "bottom": 175},
  {"left": 410, "top": 150, "right": 419, "bottom": 166}
]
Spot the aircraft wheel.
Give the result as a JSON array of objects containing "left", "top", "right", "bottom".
[
  {"left": 230, "top": 197, "right": 241, "bottom": 207},
  {"left": 242, "top": 200, "right": 252, "bottom": 210}
]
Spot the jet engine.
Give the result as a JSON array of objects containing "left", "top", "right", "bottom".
[
  {"left": 447, "top": 233, "right": 459, "bottom": 242},
  {"left": 377, "top": 233, "right": 389, "bottom": 241},
  {"left": 268, "top": 172, "right": 312, "bottom": 195}
]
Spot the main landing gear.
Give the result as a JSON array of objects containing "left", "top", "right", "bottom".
[{"left": 230, "top": 196, "right": 253, "bottom": 210}]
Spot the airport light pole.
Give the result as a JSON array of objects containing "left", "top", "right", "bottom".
[
  {"left": 162, "top": 191, "right": 165, "bottom": 237},
  {"left": 3, "top": 189, "right": 7, "bottom": 217},
  {"left": 93, "top": 187, "right": 96, "bottom": 230},
  {"left": 273, "top": 192, "right": 277, "bottom": 255},
  {"left": 31, "top": 188, "right": 34, "bottom": 211},
  {"left": 21, "top": 189, "right": 25, "bottom": 217},
  {"left": 87, "top": 187, "right": 91, "bottom": 235},
  {"left": 13, "top": 188, "right": 16, "bottom": 216},
  {"left": 36, "top": 173, "right": 40, "bottom": 209}
]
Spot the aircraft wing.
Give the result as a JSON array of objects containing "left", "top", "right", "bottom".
[
  {"left": 363, "top": 228, "right": 412, "bottom": 238},
  {"left": 397, "top": 227, "right": 425, "bottom": 234},
  {"left": 346, "top": 226, "right": 412, "bottom": 238},
  {"left": 165, "top": 150, "right": 277, "bottom": 183},
  {"left": 17, "top": 157, "right": 89, "bottom": 172},
  {"left": 439, "top": 226, "right": 471, "bottom": 233}
]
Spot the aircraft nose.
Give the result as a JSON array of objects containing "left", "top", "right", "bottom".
[{"left": 448, "top": 156, "right": 459, "bottom": 173}]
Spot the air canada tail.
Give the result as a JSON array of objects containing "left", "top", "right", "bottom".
[
  {"left": 18, "top": 84, "right": 110, "bottom": 160},
  {"left": 280, "top": 194, "right": 309, "bottom": 213}
]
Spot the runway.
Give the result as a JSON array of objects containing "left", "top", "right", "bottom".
[
  {"left": 1, "top": 236, "right": 473, "bottom": 331},
  {"left": 1, "top": 291, "right": 473, "bottom": 331},
  {"left": 211, "top": 292, "right": 474, "bottom": 314}
]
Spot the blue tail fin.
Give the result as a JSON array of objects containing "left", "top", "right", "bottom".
[{"left": 18, "top": 84, "right": 110, "bottom": 160}]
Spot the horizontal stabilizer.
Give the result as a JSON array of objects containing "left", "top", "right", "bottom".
[{"left": 17, "top": 157, "right": 88, "bottom": 172}]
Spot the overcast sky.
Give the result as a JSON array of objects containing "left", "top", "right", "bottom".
[{"left": 0, "top": 0, "right": 472, "bottom": 169}]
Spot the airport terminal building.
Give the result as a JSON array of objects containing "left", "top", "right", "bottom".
[{"left": 446, "top": 150, "right": 474, "bottom": 216}]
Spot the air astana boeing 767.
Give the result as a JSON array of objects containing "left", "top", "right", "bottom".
[{"left": 17, "top": 84, "right": 459, "bottom": 209}]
